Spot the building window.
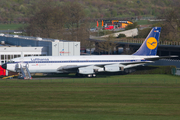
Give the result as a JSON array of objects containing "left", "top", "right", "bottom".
[
  {"left": 5, "top": 55, "right": 8, "bottom": 60},
  {"left": 1, "top": 55, "right": 4, "bottom": 60},
  {"left": 8, "top": 55, "right": 10, "bottom": 59}
]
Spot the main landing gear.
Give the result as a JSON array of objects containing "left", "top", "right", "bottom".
[
  {"left": 124, "top": 68, "right": 135, "bottom": 74},
  {"left": 87, "top": 74, "right": 96, "bottom": 78}
]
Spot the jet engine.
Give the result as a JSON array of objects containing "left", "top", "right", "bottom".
[
  {"left": 78, "top": 67, "right": 94, "bottom": 74},
  {"left": 104, "top": 65, "right": 124, "bottom": 72}
]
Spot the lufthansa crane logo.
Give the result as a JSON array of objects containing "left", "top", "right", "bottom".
[{"left": 146, "top": 37, "right": 157, "bottom": 50}]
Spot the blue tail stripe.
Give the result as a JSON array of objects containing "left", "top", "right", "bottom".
[{"left": 133, "top": 27, "right": 161, "bottom": 56}]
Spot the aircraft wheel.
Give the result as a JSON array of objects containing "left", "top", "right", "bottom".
[
  {"left": 87, "top": 74, "right": 92, "bottom": 78},
  {"left": 92, "top": 74, "right": 96, "bottom": 77}
]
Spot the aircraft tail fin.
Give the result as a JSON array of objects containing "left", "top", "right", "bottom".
[{"left": 133, "top": 27, "right": 161, "bottom": 56}]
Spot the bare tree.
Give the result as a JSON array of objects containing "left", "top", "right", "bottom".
[
  {"left": 26, "top": 2, "right": 86, "bottom": 42},
  {"left": 161, "top": 7, "right": 180, "bottom": 41},
  {"left": 64, "top": 2, "right": 86, "bottom": 41},
  {"left": 96, "top": 35, "right": 118, "bottom": 55}
]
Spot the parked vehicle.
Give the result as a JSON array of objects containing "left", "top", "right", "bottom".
[
  {"left": 90, "top": 28, "right": 96, "bottom": 32},
  {"left": 104, "top": 25, "right": 114, "bottom": 30}
]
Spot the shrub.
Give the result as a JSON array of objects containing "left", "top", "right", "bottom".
[
  {"left": 117, "top": 34, "right": 126, "bottom": 38},
  {"left": 131, "top": 66, "right": 176, "bottom": 75}
]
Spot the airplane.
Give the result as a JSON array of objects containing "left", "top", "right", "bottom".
[{"left": 1, "top": 27, "right": 177, "bottom": 78}]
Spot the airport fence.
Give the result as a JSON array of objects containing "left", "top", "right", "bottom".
[
  {"left": 117, "top": 39, "right": 180, "bottom": 46},
  {"left": 91, "top": 36, "right": 180, "bottom": 46}
]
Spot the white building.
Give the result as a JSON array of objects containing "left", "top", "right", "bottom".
[{"left": 0, "top": 34, "right": 80, "bottom": 66}]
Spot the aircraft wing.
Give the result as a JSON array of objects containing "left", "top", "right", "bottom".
[
  {"left": 57, "top": 62, "right": 148, "bottom": 72},
  {"left": 56, "top": 55, "right": 178, "bottom": 73},
  {"left": 57, "top": 63, "right": 111, "bottom": 72}
]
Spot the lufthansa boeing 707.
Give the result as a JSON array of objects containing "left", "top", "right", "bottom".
[{"left": 2, "top": 27, "right": 176, "bottom": 77}]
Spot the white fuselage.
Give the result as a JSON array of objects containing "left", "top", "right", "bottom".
[{"left": 6, "top": 55, "right": 157, "bottom": 73}]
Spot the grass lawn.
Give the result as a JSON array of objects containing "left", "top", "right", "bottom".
[
  {"left": 136, "top": 20, "right": 157, "bottom": 25},
  {"left": 0, "top": 74, "right": 180, "bottom": 120},
  {"left": 0, "top": 24, "right": 25, "bottom": 30},
  {"left": 0, "top": 20, "right": 155, "bottom": 31}
]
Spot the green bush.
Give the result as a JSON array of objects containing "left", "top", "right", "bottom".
[
  {"left": 98, "top": 30, "right": 113, "bottom": 36},
  {"left": 125, "top": 22, "right": 138, "bottom": 30},
  {"left": 137, "top": 28, "right": 151, "bottom": 38},
  {"left": 131, "top": 66, "right": 176, "bottom": 75},
  {"left": 117, "top": 34, "right": 126, "bottom": 38}
]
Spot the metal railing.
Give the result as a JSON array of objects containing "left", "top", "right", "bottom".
[
  {"left": 117, "top": 39, "right": 180, "bottom": 46},
  {"left": 90, "top": 36, "right": 180, "bottom": 46}
]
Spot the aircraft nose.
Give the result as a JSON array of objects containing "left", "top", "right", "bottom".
[{"left": 1, "top": 63, "right": 7, "bottom": 69}]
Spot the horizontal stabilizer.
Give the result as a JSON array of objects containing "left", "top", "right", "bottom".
[{"left": 144, "top": 55, "right": 178, "bottom": 61}]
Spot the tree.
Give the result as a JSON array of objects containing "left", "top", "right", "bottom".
[
  {"left": 64, "top": 2, "right": 86, "bottom": 41},
  {"left": 161, "top": 7, "right": 180, "bottom": 41},
  {"left": 26, "top": 6, "right": 67, "bottom": 38},
  {"left": 125, "top": 22, "right": 138, "bottom": 30},
  {"left": 25, "top": 1, "right": 88, "bottom": 46},
  {"left": 96, "top": 35, "right": 118, "bottom": 55},
  {"left": 137, "top": 28, "right": 151, "bottom": 38}
]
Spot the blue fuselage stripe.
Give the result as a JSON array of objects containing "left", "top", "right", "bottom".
[{"left": 8, "top": 59, "right": 147, "bottom": 64}]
